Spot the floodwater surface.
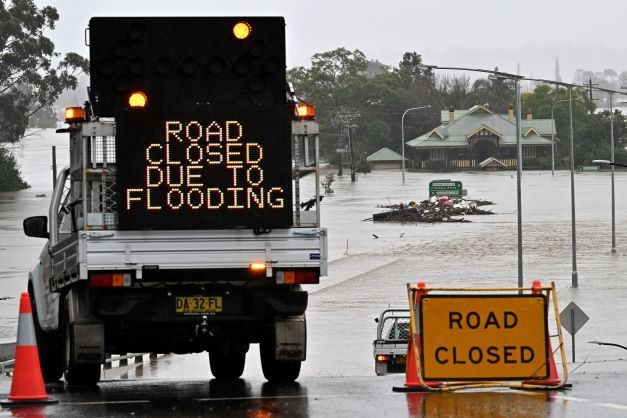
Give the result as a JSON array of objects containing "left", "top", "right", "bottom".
[{"left": 1, "top": 129, "right": 626, "bottom": 381}]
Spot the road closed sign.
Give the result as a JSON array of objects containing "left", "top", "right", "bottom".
[{"left": 419, "top": 295, "right": 549, "bottom": 381}]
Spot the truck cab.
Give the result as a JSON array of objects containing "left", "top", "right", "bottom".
[{"left": 23, "top": 17, "right": 327, "bottom": 385}]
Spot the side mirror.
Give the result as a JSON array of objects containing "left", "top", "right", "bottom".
[{"left": 23, "top": 216, "right": 49, "bottom": 239}]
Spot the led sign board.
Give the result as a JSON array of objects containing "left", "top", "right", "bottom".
[
  {"left": 89, "top": 17, "right": 286, "bottom": 116},
  {"left": 116, "top": 108, "right": 292, "bottom": 230}
]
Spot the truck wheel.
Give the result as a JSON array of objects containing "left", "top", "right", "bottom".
[
  {"left": 260, "top": 340, "right": 301, "bottom": 383},
  {"left": 208, "top": 350, "right": 246, "bottom": 381},
  {"left": 30, "top": 291, "right": 64, "bottom": 382},
  {"left": 63, "top": 310, "right": 101, "bottom": 386}
]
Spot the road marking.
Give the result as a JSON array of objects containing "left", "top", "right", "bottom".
[
  {"left": 553, "top": 395, "right": 589, "bottom": 402},
  {"left": 64, "top": 400, "right": 151, "bottom": 405},
  {"left": 195, "top": 394, "right": 344, "bottom": 402},
  {"left": 597, "top": 403, "right": 627, "bottom": 410}
]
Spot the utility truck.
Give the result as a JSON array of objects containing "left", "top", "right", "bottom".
[{"left": 22, "top": 17, "right": 327, "bottom": 385}]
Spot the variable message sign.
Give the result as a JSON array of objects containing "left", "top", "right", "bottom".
[
  {"left": 89, "top": 17, "right": 286, "bottom": 116},
  {"left": 116, "top": 108, "right": 292, "bottom": 230},
  {"left": 419, "top": 295, "right": 549, "bottom": 381}
]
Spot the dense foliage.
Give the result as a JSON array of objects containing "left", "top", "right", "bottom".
[
  {"left": 0, "top": 145, "right": 27, "bottom": 190},
  {"left": 0, "top": 0, "right": 88, "bottom": 190},
  {"left": 289, "top": 48, "right": 627, "bottom": 169},
  {"left": 522, "top": 84, "right": 627, "bottom": 167}
]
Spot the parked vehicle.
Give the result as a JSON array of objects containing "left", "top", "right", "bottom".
[
  {"left": 373, "top": 309, "right": 410, "bottom": 375},
  {"left": 23, "top": 16, "right": 327, "bottom": 385}
]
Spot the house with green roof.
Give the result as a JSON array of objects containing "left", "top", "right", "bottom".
[
  {"left": 406, "top": 105, "right": 556, "bottom": 170},
  {"left": 366, "top": 147, "right": 407, "bottom": 170}
]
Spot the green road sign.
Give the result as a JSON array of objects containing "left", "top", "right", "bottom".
[
  {"left": 577, "top": 166, "right": 600, "bottom": 172},
  {"left": 429, "top": 179, "right": 463, "bottom": 198}
]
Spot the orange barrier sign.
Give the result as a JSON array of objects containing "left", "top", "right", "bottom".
[{"left": 419, "top": 295, "right": 549, "bottom": 380}]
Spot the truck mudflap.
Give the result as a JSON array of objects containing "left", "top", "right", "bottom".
[
  {"left": 274, "top": 316, "right": 306, "bottom": 361},
  {"left": 93, "top": 287, "right": 308, "bottom": 321},
  {"left": 71, "top": 322, "right": 105, "bottom": 364}
]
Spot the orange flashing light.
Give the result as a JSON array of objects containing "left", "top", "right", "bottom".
[
  {"left": 64, "top": 107, "right": 85, "bottom": 123},
  {"left": 233, "top": 21, "right": 252, "bottom": 40},
  {"left": 250, "top": 262, "right": 266, "bottom": 272},
  {"left": 295, "top": 102, "right": 315, "bottom": 120},
  {"left": 128, "top": 91, "right": 148, "bottom": 108},
  {"left": 376, "top": 355, "right": 389, "bottom": 362}
]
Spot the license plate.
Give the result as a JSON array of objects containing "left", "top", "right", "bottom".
[{"left": 175, "top": 296, "right": 223, "bottom": 314}]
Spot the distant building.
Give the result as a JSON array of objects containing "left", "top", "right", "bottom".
[
  {"left": 406, "top": 105, "right": 556, "bottom": 170},
  {"left": 366, "top": 147, "right": 407, "bottom": 170}
]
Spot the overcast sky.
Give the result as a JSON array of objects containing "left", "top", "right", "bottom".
[{"left": 40, "top": 0, "right": 627, "bottom": 82}]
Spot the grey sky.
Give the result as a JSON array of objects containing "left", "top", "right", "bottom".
[{"left": 41, "top": 0, "right": 627, "bottom": 82}]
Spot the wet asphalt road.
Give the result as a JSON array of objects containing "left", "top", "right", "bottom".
[
  {"left": 3, "top": 370, "right": 627, "bottom": 417},
  {"left": 3, "top": 130, "right": 627, "bottom": 416}
]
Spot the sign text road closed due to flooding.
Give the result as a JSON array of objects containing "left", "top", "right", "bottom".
[{"left": 419, "top": 295, "right": 549, "bottom": 381}]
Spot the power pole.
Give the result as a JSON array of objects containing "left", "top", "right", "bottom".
[
  {"left": 349, "top": 124, "right": 356, "bottom": 182},
  {"left": 585, "top": 78, "right": 599, "bottom": 113},
  {"left": 337, "top": 122, "right": 343, "bottom": 176},
  {"left": 333, "top": 110, "right": 360, "bottom": 182}
]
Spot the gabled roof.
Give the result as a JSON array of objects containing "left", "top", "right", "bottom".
[
  {"left": 523, "top": 127, "right": 542, "bottom": 137},
  {"left": 465, "top": 124, "right": 502, "bottom": 139},
  {"left": 425, "top": 126, "right": 449, "bottom": 139},
  {"left": 465, "top": 104, "right": 494, "bottom": 116},
  {"left": 480, "top": 157, "right": 507, "bottom": 168},
  {"left": 408, "top": 105, "right": 556, "bottom": 149},
  {"left": 367, "top": 147, "right": 406, "bottom": 162}
]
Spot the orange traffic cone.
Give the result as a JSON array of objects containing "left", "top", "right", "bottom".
[
  {"left": 522, "top": 280, "right": 561, "bottom": 387},
  {"left": 394, "top": 282, "right": 443, "bottom": 392},
  {"left": 1, "top": 293, "right": 58, "bottom": 407}
]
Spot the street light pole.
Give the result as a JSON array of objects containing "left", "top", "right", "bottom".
[
  {"left": 568, "top": 87, "right": 578, "bottom": 287},
  {"left": 401, "top": 105, "right": 430, "bottom": 183},
  {"left": 609, "top": 92, "right": 616, "bottom": 253},
  {"left": 515, "top": 79, "right": 523, "bottom": 291},
  {"left": 550, "top": 99, "right": 570, "bottom": 176},
  {"left": 417, "top": 64, "right": 525, "bottom": 288}
]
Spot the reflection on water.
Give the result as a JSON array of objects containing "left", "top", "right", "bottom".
[{"left": 406, "top": 391, "right": 566, "bottom": 418}]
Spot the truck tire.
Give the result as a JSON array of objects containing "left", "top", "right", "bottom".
[
  {"left": 260, "top": 340, "right": 301, "bottom": 383},
  {"left": 208, "top": 350, "right": 246, "bottom": 381},
  {"left": 29, "top": 290, "right": 64, "bottom": 382},
  {"left": 63, "top": 307, "right": 101, "bottom": 386}
]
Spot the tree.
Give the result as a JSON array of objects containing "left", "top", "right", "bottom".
[
  {"left": 0, "top": 145, "right": 27, "bottom": 190},
  {"left": 0, "top": 0, "right": 88, "bottom": 190},
  {"left": 28, "top": 104, "right": 57, "bottom": 128},
  {"left": 1, "top": 0, "right": 88, "bottom": 142},
  {"left": 522, "top": 84, "right": 625, "bottom": 168}
]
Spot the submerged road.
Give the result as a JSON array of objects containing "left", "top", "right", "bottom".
[{"left": 3, "top": 131, "right": 627, "bottom": 416}]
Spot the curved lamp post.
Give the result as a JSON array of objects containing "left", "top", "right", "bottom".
[{"left": 401, "top": 105, "right": 431, "bottom": 183}]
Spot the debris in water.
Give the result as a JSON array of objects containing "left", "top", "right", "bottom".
[{"left": 373, "top": 196, "right": 494, "bottom": 223}]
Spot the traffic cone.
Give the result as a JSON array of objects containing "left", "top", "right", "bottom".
[
  {"left": 394, "top": 282, "right": 443, "bottom": 392},
  {"left": 522, "top": 280, "right": 561, "bottom": 386},
  {"left": 1, "top": 293, "right": 58, "bottom": 407}
]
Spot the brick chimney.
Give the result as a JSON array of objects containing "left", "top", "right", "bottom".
[
  {"left": 449, "top": 106, "right": 455, "bottom": 123},
  {"left": 527, "top": 108, "right": 532, "bottom": 120},
  {"left": 508, "top": 105, "right": 514, "bottom": 122}
]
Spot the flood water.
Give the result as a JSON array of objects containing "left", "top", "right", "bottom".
[{"left": 1, "top": 128, "right": 626, "bottom": 379}]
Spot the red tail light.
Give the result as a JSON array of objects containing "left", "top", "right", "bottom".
[
  {"left": 276, "top": 270, "right": 319, "bottom": 285},
  {"left": 89, "top": 272, "right": 132, "bottom": 287},
  {"left": 376, "top": 355, "right": 389, "bottom": 362}
]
